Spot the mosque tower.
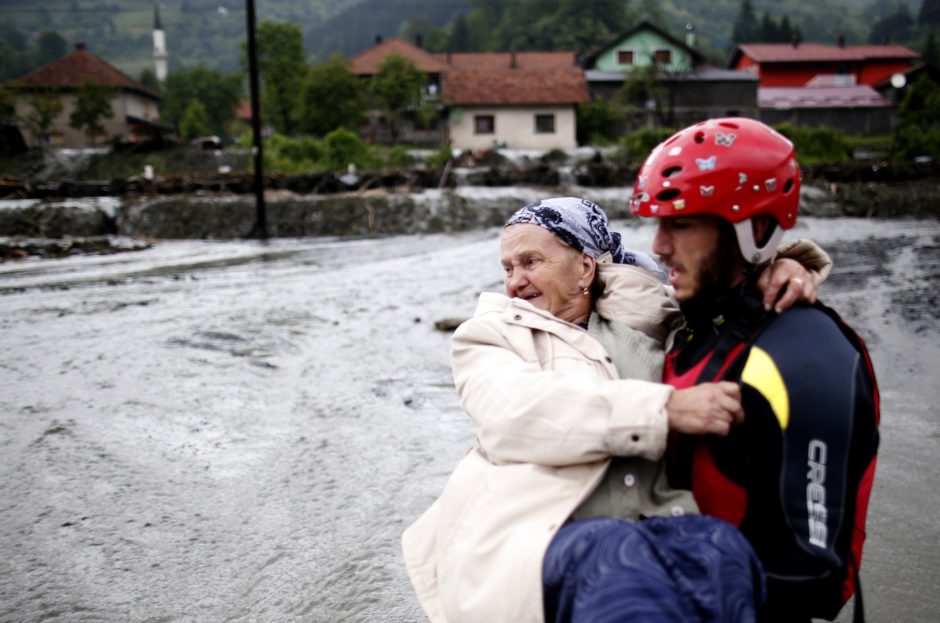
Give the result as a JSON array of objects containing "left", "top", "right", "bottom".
[{"left": 153, "top": 1, "right": 168, "bottom": 81}]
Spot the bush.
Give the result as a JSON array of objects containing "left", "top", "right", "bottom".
[
  {"left": 893, "top": 124, "right": 940, "bottom": 161},
  {"left": 618, "top": 127, "right": 675, "bottom": 164},
  {"left": 425, "top": 142, "right": 454, "bottom": 170},
  {"left": 385, "top": 145, "right": 414, "bottom": 168},
  {"left": 893, "top": 74, "right": 940, "bottom": 161},
  {"left": 264, "top": 134, "right": 323, "bottom": 173},
  {"left": 577, "top": 98, "right": 623, "bottom": 146},
  {"left": 773, "top": 123, "right": 853, "bottom": 165},
  {"left": 322, "top": 128, "right": 380, "bottom": 171},
  {"left": 256, "top": 131, "right": 388, "bottom": 173}
]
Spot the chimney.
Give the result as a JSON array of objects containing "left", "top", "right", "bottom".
[
  {"left": 374, "top": 35, "right": 383, "bottom": 45},
  {"left": 685, "top": 23, "right": 696, "bottom": 50},
  {"left": 446, "top": 50, "right": 452, "bottom": 65},
  {"left": 75, "top": 42, "right": 87, "bottom": 51},
  {"left": 415, "top": 33, "right": 423, "bottom": 49},
  {"left": 837, "top": 33, "right": 845, "bottom": 48},
  {"left": 510, "top": 50, "right": 517, "bottom": 69},
  {"left": 791, "top": 34, "right": 801, "bottom": 48}
]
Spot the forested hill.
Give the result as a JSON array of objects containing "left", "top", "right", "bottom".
[{"left": 0, "top": 0, "right": 932, "bottom": 82}]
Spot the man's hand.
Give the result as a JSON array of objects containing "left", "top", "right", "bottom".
[
  {"left": 666, "top": 382, "right": 744, "bottom": 436},
  {"left": 758, "top": 258, "right": 818, "bottom": 313}
]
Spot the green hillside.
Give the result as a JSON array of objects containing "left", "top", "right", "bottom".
[
  {"left": 0, "top": 0, "right": 362, "bottom": 78},
  {"left": 0, "top": 0, "right": 930, "bottom": 81}
]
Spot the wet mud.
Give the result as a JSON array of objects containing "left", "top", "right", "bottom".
[{"left": 0, "top": 218, "right": 938, "bottom": 622}]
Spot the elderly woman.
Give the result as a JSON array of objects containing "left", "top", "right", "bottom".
[{"left": 403, "top": 197, "right": 826, "bottom": 623}]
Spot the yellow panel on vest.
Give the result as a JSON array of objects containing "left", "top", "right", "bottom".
[{"left": 741, "top": 346, "right": 789, "bottom": 429}]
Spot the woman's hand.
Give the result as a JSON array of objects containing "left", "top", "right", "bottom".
[
  {"left": 666, "top": 382, "right": 744, "bottom": 436},
  {"left": 757, "top": 258, "right": 818, "bottom": 313}
]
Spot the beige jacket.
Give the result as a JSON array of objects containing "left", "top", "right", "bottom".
[{"left": 402, "top": 262, "right": 678, "bottom": 623}]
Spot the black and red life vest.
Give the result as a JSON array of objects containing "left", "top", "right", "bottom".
[{"left": 664, "top": 297, "right": 880, "bottom": 622}]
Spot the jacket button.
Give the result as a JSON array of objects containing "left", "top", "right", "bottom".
[
  {"left": 605, "top": 356, "right": 613, "bottom": 363},
  {"left": 623, "top": 473, "right": 636, "bottom": 487},
  {"left": 671, "top": 506, "right": 685, "bottom": 517},
  {"left": 631, "top": 434, "right": 641, "bottom": 442},
  {"left": 513, "top": 314, "right": 522, "bottom": 321}
]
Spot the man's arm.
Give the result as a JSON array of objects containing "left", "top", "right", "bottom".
[{"left": 740, "top": 306, "right": 878, "bottom": 610}]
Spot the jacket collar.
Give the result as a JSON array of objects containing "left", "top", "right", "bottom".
[
  {"left": 474, "top": 293, "right": 616, "bottom": 367},
  {"left": 594, "top": 263, "right": 682, "bottom": 343}
]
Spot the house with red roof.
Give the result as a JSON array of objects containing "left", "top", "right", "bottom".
[
  {"left": 729, "top": 41, "right": 919, "bottom": 133},
  {"left": 8, "top": 43, "right": 168, "bottom": 148},
  {"left": 349, "top": 37, "right": 589, "bottom": 149},
  {"left": 730, "top": 42, "right": 919, "bottom": 87}
]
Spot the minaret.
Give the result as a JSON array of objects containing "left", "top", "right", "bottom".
[{"left": 153, "top": 1, "right": 167, "bottom": 81}]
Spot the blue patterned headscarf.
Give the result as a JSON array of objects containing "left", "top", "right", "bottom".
[{"left": 505, "top": 197, "right": 658, "bottom": 271}]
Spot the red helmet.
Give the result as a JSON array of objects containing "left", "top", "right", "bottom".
[{"left": 630, "top": 117, "right": 801, "bottom": 263}]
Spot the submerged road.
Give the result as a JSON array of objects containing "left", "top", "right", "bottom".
[{"left": 0, "top": 216, "right": 938, "bottom": 622}]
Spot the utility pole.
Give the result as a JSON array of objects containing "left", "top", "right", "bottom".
[{"left": 245, "top": 0, "right": 267, "bottom": 240}]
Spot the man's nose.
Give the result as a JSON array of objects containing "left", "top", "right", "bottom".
[{"left": 652, "top": 223, "right": 670, "bottom": 256}]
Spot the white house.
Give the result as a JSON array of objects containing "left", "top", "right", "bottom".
[
  {"left": 442, "top": 51, "right": 589, "bottom": 150},
  {"left": 9, "top": 43, "right": 167, "bottom": 148}
]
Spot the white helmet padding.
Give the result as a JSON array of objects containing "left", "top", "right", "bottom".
[{"left": 733, "top": 218, "right": 784, "bottom": 265}]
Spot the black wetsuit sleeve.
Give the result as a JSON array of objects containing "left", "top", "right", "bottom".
[{"left": 737, "top": 307, "right": 878, "bottom": 618}]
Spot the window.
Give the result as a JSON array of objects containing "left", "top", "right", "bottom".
[
  {"left": 653, "top": 49, "right": 672, "bottom": 65},
  {"left": 535, "top": 114, "right": 555, "bottom": 134},
  {"left": 617, "top": 50, "right": 634, "bottom": 65},
  {"left": 474, "top": 114, "right": 495, "bottom": 134}
]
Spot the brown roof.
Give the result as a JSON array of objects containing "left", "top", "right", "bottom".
[
  {"left": 433, "top": 51, "right": 578, "bottom": 71},
  {"left": 349, "top": 37, "right": 449, "bottom": 75},
  {"left": 442, "top": 68, "right": 589, "bottom": 106},
  {"left": 735, "top": 43, "right": 919, "bottom": 64},
  {"left": 12, "top": 43, "right": 160, "bottom": 99}
]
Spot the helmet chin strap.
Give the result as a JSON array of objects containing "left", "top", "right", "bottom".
[{"left": 733, "top": 219, "right": 784, "bottom": 265}]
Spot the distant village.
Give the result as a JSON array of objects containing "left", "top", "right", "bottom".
[{"left": 0, "top": 2, "right": 936, "bottom": 157}]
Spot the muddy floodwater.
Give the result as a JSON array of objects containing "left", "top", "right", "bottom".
[{"left": 1, "top": 216, "right": 938, "bottom": 622}]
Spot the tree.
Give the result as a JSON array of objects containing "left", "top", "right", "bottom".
[
  {"left": 399, "top": 16, "right": 447, "bottom": 52},
  {"left": 530, "top": 0, "right": 632, "bottom": 54},
  {"left": 449, "top": 13, "right": 471, "bottom": 51},
  {"left": 369, "top": 53, "right": 426, "bottom": 145},
  {"left": 923, "top": 31, "right": 939, "bottom": 66},
  {"left": 869, "top": 4, "right": 914, "bottom": 43},
  {"left": 619, "top": 63, "right": 671, "bottom": 128},
  {"left": 894, "top": 73, "right": 940, "bottom": 159},
  {"left": 760, "top": 12, "right": 779, "bottom": 42},
  {"left": 731, "top": 0, "right": 760, "bottom": 46},
  {"left": 180, "top": 99, "right": 211, "bottom": 139},
  {"left": 253, "top": 21, "right": 306, "bottom": 135},
  {"left": 296, "top": 54, "right": 367, "bottom": 136},
  {"left": 920, "top": 0, "right": 940, "bottom": 26},
  {"left": 161, "top": 66, "right": 243, "bottom": 137},
  {"left": 779, "top": 16, "right": 796, "bottom": 44},
  {"left": 0, "top": 31, "right": 32, "bottom": 83},
  {"left": 576, "top": 98, "right": 622, "bottom": 145},
  {"left": 19, "top": 89, "right": 64, "bottom": 145},
  {"left": 36, "top": 30, "right": 67, "bottom": 66},
  {"left": 69, "top": 79, "right": 114, "bottom": 143},
  {"left": 465, "top": 0, "right": 506, "bottom": 51},
  {"left": 138, "top": 68, "right": 161, "bottom": 94}
]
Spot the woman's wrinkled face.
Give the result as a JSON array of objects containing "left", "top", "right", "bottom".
[{"left": 500, "top": 224, "right": 595, "bottom": 324}]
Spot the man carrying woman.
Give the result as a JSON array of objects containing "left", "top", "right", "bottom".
[{"left": 403, "top": 178, "right": 828, "bottom": 621}]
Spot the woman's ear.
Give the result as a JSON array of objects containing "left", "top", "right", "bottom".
[{"left": 579, "top": 254, "right": 597, "bottom": 289}]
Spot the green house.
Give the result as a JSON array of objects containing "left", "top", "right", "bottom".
[
  {"left": 581, "top": 20, "right": 758, "bottom": 130},
  {"left": 583, "top": 20, "right": 704, "bottom": 74}
]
